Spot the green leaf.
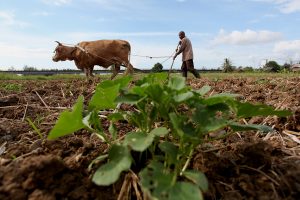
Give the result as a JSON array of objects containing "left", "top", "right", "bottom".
[
  {"left": 192, "top": 104, "right": 228, "bottom": 132},
  {"left": 169, "top": 113, "right": 185, "bottom": 137},
  {"left": 145, "top": 84, "right": 165, "bottom": 103},
  {"left": 48, "top": 96, "right": 85, "bottom": 139},
  {"left": 89, "top": 84, "right": 120, "bottom": 110},
  {"left": 115, "top": 93, "right": 142, "bottom": 104},
  {"left": 156, "top": 94, "right": 172, "bottom": 118},
  {"left": 137, "top": 73, "right": 168, "bottom": 85},
  {"left": 140, "top": 161, "right": 174, "bottom": 199},
  {"left": 131, "top": 85, "right": 147, "bottom": 96},
  {"left": 182, "top": 170, "right": 208, "bottom": 192},
  {"left": 108, "top": 122, "right": 117, "bottom": 140},
  {"left": 107, "top": 112, "right": 126, "bottom": 122},
  {"left": 159, "top": 141, "right": 178, "bottom": 165},
  {"left": 204, "top": 93, "right": 240, "bottom": 105},
  {"left": 195, "top": 85, "right": 211, "bottom": 96},
  {"left": 92, "top": 145, "right": 132, "bottom": 186},
  {"left": 150, "top": 127, "right": 169, "bottom": 137},
  {"left": 112, "top": 76, "right": 132, "bottom": 89},
  {"left": 181, "top": 122, "right": 199, "bottom": 140},
  {"left": 124, "top": 132, "right": 154, "bottom": 152},
  {"left": 169, "top": 182, "right": 203, "bottom": 200},
  {"left": 96, "top": 76, "right": 131, "bottom": 89},
  {"left": 140, "top": 161, "right": 203, "bottom": 200},
  {"left": 174, "top": 91, "right": 194, "bottom": 102},
  {"left": 229, "top": 122, "right": 273, "bottom": 133},
  {"left": 168, "top": 76, "right": 186, "bottom": 91},
  {"left": 236, "top": 102, "right": 292, "bottom": 118},
  {"left": 151, "top": 72, "right": 168, "bottom": 83},
  {"left": 205, "top": 118, "right": 228, "bottom": 132}
]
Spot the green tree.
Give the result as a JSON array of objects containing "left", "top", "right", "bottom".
[
  {"left": 151, "top": 63, "right": 163, "bottom": 72},
  {"left": 264, "top": 61, "right": 281, "bottom": 72}
]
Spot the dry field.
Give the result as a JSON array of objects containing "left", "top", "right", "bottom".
[{"left": 0, "top": 73, "right": 299, "bottom": 200}]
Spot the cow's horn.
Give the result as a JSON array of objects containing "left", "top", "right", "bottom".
[{"left": 55, "top": 41, "right": 62, "bottom": 45}]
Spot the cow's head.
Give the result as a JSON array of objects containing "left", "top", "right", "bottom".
[{"left": 52, "top": 41, "right": 76, "bottom": 62}]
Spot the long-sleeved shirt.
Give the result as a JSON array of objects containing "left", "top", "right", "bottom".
[{"left": 177, "top": 37, "right": 193, "bottom": 61}]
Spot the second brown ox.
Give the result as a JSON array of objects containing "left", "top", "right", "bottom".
[{"left": 52, "top": 40, "right": 134, "bottom": 79}]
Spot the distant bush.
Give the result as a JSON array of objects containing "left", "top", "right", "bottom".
[
  {"left": 23, "top": 65, "right": 37, "bottom": 71},
  {"left": 151, "top": 63, "right": 163, "bottom": 72}
]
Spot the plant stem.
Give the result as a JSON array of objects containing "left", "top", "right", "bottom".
[
  {"left": 180, "top": 147, "right": 194, "bottom": 176},
  {"left": 88, "top": 127, "right": 111, "bottom": 145}
]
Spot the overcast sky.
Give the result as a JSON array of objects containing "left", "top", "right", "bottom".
[{"left": 1, "top": 0, "right": 300, "bottom": 70}]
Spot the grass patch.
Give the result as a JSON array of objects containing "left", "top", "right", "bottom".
[{"left": 0, "top": 82, "right": 23, "bottom": 92}]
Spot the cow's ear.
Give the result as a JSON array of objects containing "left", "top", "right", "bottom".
[{"left": 55, "top": 41, "right": 62, "bottom": 46}]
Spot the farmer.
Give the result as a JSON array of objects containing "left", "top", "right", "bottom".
[{"left": 173, "top": 31, "right": 200, "bottom": 78}]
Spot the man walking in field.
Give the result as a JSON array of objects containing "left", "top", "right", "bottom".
[{"left": 173, "top": 31, "right": 200, "bottom": 78}]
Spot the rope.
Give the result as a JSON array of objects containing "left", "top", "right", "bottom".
[
  {"left": 131, "top": 51, "right": 176, "bottom": 64},
  {"left": 131, "top": 54, "right": 172, "bottom": 59},
  {"left": 161, "top": 51, "right": 176, "bottom": 64}
]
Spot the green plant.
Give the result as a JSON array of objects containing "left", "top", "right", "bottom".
[{"left": 48, "top": 73, "right": 291, "bottom": 199}]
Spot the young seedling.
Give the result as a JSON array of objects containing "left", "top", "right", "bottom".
[{"left": 27, "top": 118, "right": 43, "bottom": 139}]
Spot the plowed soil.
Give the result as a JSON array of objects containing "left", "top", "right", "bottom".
[{"left": 0, "top": 74, "right": 299, "bottom": 200}]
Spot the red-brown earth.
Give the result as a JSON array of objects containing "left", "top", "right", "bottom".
[{"left": 0, "top": 74, "right": 299, "bottom": 200}]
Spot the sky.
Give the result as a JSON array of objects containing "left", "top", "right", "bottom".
[{"left": 1, "top": 0, "right": 300, "bottom": 70}]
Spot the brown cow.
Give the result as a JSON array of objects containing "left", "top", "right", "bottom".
[{"left": 52, "top": 40, "right": 134, "bottom": 79}]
